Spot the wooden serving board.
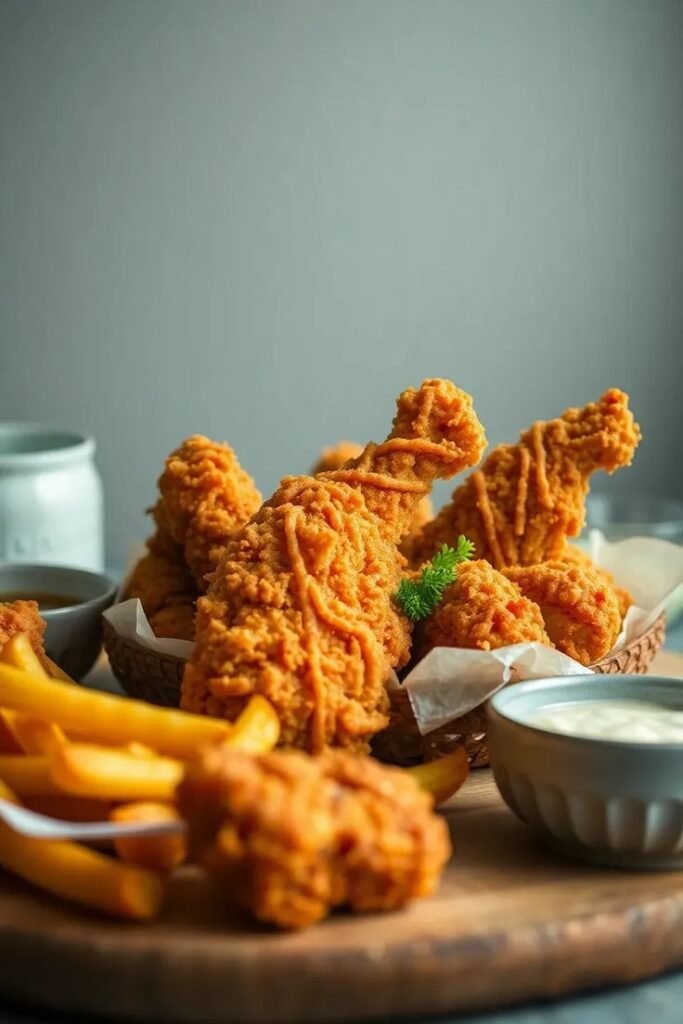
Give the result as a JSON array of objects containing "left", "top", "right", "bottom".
[{"left": 1, "top": 651, "right": 683, "bottom": 1024}]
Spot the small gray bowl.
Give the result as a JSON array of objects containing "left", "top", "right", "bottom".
[
  {"left": 0, "top": 564, "right": 117, "bottom": 679},
  {"left": 487, "top": 675, "right": 683, "bottom": 870}
]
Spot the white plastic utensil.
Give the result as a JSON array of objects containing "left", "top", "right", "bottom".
[{"left": 0, "top": 798, "right": 186, "bottom": 841}]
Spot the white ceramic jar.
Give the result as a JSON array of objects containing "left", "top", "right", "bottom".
[{"left": 0, "top": 423, "right": 104, "bottom": 571}]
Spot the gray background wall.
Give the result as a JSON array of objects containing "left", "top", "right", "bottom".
[{"left": 1, "top": 0, "right": 681, "bottom": 568}]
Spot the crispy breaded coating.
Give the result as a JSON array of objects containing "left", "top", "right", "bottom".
[
  {"left": 0, "top": 601, "right": 47, "bottom": 664},
  {"left": 178, "top": 746, "right": 451, "bottom": 930},
  {"left": 122, "top": 438, "right": 260, "bottom": 638},
  {"left": 155, "top": 435, "right": 262, "bottom": 587},
  {"left": 418, "top": 560, "right": 550, "bottom": 656},
  {"left": 502, "top": 561, "right": 622, "bottom": 665},
  {"left": 123, "top": 546, "right": 196, "bottom": 621},
  {"left": 313, "top": 440, "right": 434, "bottom": 556},
  {"left": 409, "top": 389, "right": 641, "bottom": 569},
  {"left": 183, "top": 379, "right": 486, "bottom": 752},
  {"left": 560, "top": 544, "right": 632, "bottom": 619},
  {"left": 148, "top": 603, "right": 196, "bottom": 641}
]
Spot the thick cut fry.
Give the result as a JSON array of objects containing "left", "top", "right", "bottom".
[
  {"left": 0, "top": 636, "right": 68, "bottom": 754},
  {"left": 222, "top": 695, "right": 280, "bottom": 754},
  {"left": 9, "top": 716, "right": 67, "bottom": 756},
  {"left": 1, "top": 633, "right": 46, "bottom": 675},
  {"left": 0, "top": 756, "right": 59, "bottom": 796},
  {"left": 110, "top": 802, "right": 186, "bottom": 872},
  {"left": 0, "top": 665, "right": 231, "bottom": 758},
  {"left": 126, "top": 742, "right": 156, "bottom": 758},
  {"left": 50, "top": 745, "right": 184, "bottom": 801},
  {"left": 406, "top": 747, "right": 469, "bottom": 806},
  {"left": 0, "top": 783, "right": 163, "bottom": 921}
]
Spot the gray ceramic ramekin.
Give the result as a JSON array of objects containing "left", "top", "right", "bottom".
[
  {"left": 0, "top": 563, "right": 117, "bottom": 679},
  {"left": 487, "top": 675, "right": 683, "bottom": 870}
]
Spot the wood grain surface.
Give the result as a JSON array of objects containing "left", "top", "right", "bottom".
[{"left": 0, "top": 651, "right": 682, "bottom": 1024}]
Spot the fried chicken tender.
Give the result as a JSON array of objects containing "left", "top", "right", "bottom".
[
  {"left": 418, "top": 560, "right": 550, "bottom": 657},
  {"left": 409, "top": 389, "right": 641, "bottom": 569},
  {"left": 560, "top": 544, "right": 632, "bottom": 619},
  {"left": 147, "top": 603, "right": 197, "bottom": 641},
  {"left": 178, "top": 746, "right": 451, "bottom": 930},
  {"left": 154, "top": 435, "right": 262, "bottom": 587},
  {"left": 0, "top": 601, "right": 48, "bottom": 665},
  {"left": 183, "top": 379, "right": 486, "bottom": 752},
  {"left": 122, "top": 437, "right": 261, "bottom": 639},
  {"left": 313, "top": 440, "right": 434, "bottom": 555},
  {"left": 502, "top": 561, "right": 622, "bottom": 665}
]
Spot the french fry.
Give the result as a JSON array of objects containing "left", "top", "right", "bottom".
[
  {"left": 126, "top": 742, "right": 156, "bottom": 758},
  {"left": 223, "top": 695, "right": 280, "bottom": 754},
  {"left": 50, "top": 744, "right": 184, "bottom": 801},
  {"left": 0, "top": 636, "right": 68, "bottom": 754},
  {"left": 0, "top": 664, "right": 231, "bottom": 758},
  {"left": 8, "top": 716, "right": 67, "bottom": 756},
  {"left": 0, "top": 755, "right": 59, "bottom": 797},
  {"left": 406, "top": 746, "right": 470, "bottom": 806},
  {"left": 0, "top": 783, "right": 163, "bottom": 920},
  {"left": 110, "top": 802, "right": 186, "bottom": 872},
  {"left": 1, "top": 634, "right": 48, "bottom": 675}
]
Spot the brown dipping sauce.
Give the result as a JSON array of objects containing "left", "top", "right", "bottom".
[{"left": 0, "top": 591, "right": 84, "bottom": 610}]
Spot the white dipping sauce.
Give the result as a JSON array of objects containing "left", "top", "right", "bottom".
[{"left": 529, "top": 700, "right": 683, "bottom": 744}]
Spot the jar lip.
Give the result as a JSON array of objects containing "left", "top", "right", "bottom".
[{"left": 0, "top": 423, "right": 96, "bottom": 469}]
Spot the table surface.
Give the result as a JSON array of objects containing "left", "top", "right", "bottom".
[{"left": 2, "top": 622, "right": 683, "bottom": 1024}]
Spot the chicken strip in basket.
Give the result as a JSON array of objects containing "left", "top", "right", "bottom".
[
  {"left": 123, "top": 436, "right": 261, "bottom": 639},
  {"left": 408, "top": 389, "right": 640, "bottom": 570}
]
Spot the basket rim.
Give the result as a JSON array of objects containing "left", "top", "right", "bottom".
[
  {"left": 103, "top": 609, "right": 666, "bottom": 671},
  {"left": 102, "top": 618, "right": 187, "bottom": 667}
]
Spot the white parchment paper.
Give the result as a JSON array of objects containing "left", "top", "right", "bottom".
[{"left": 104, "top": 599, "right": 194, "bottom": 659}]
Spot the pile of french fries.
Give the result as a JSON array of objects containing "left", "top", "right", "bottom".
[
  {"left": 0, "top": 634, "right": 280, "bottom": 920},
  {"left": 0, "top": 633, "right": 468, "bottom": 924}
]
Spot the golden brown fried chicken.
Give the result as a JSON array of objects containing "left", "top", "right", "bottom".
[
  {"left": 154, "top": 435, "right": 262, "bottom": 587},
  {"left": 183, "top": 379, "right": 486, "bottom": 752},
  {"left": 0, "top": 601, "right": 48, "bottom": 665},
  {"left": 122, "top": 437, "right": 260, "bottom": 638},
  {"left": 124, "top": 534, "right": 196, "bottom": 615},
  {"left": 409, "top": 389, "right": 641, "bottom": 570},
  {"left": 178, "top": 746, "right": 451, "bottom": 930},
  {"left": 502, "top": 561, "right": 622, "bottom": 665},
  {"left": 313, "top": 440, "right": 434, "bottom": 555},
  {"left": 418, "top": 560, "right": 550, "bottom": 657},
  {"left": 560, "top": 544, "right": 632, "bottom": 619},
  {"left": 122, "top": 529, "right": 199, "bottom": 640},
  {"left": 147, "top": 603, "right": 197, "bottom": 641}
]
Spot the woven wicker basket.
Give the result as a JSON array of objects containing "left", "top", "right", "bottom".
[
  {"left": 374, "top": 611, "right": 667, "bottom": 768},
  {"left": 103, "top": 620, "right": 186, "bottom": 708},
  {"left": 103, "top": 612, "right": 666, "bottom": 767}
]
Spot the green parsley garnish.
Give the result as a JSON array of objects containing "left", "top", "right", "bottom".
[{"left": 395, "top": 537, "right": 475, "bottom": 622}]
